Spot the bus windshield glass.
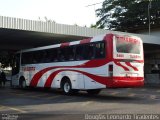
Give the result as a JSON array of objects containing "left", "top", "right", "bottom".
[{"left": 115, "top": 36, "right": 140, "bottom": 54}]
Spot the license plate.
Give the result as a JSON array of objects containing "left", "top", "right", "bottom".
[
  {"left": 126, "top": 73, "right": 132, "bottom": 77},
  {"left": 126, "top": 73, "right": 138, "bottom": 77}
]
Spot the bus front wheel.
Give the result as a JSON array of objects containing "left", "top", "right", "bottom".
[{"left": 61, "top": 79, "right": 73, "bottom": 95}]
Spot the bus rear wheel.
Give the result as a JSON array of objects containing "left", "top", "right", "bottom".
[
  {"left": 61, "top": 79, "right": 73, "bottom": 95},
  {"left": 87, "top": 89, "right": 101, "bottom": 95}
]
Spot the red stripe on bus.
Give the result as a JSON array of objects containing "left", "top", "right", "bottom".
[
  {"left": 60, "top": 42, "right": 70, "bottom": 47},
  {"left": 125, "top": 62, "right": 138, "bottom": 71},
  {"left": 30, "top": 59, "right": 110, "bottom": 87},
  {"left": 44, "top": 69, "right": 108, "bottom": 87},
  {"left": 114, "top": 61, "right": 129, "bottom": 71},
  {"left": 80, "top": 38, "right": 92, "bottom": 44},
  {"left": 44, "top": 69, "right": 144, "bottom": 88}
]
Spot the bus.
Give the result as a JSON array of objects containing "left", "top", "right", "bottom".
[{"left": 11, "top": 33, "right": 144, "bottom": 95}]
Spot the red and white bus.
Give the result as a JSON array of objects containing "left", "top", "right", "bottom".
[{"left": 11, "top": 33, "right": 144, "bottom": 94}]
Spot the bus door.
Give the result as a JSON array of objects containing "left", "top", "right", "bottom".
[{"left": 11, "top": 53, "right": 20, "bottom": 86}]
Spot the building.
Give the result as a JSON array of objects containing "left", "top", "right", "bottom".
[
  {"left": 0, "top": 16, "right": 160, "bottom": 84},
  {"left": 128, "top": 26, "right": 160, "bottom": 37}
]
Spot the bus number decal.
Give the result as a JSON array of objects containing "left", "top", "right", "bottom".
[
  {"left": 130, "top": 55, "right": 140, "bottom": 59},
  {"left": 117, "top": 54, "right": 124, "bottom": 58},
  {"left": 22, "top": 67, "right": 36, "bottom": 71}
]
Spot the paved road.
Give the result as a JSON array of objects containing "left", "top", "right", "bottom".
[{"left": 0, "top": 82, "right": 160, "bottom": 120}]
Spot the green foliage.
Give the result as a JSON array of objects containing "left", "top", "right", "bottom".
[
  {"left": 90, "top": 24, "right": 98, "bottom": 28},
  {"left": 96, "top": 0, "right": 160, "bottom": 31}
]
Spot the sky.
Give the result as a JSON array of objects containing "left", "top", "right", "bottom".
[{"left": 0, "top": 0, "right": 103, "bottom": 27}]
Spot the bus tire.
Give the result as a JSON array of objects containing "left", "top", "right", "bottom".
[
  {"left": 87, "top": 89, "right": 101, "bottom": 95},
  {"left": 61, "top": 78, "right": 73, "bottom": 95}
]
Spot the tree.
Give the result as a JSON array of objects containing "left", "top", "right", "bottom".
[{"left": 96, "top": 0, "right": 160, "bottom": 32}]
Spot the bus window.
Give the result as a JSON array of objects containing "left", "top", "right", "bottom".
[
  {"left": 31, "top": 52, "right": 36, "bottom": 63},
  {"left": 21, "top": 53, "right": 27, "bottom": 64},
  {"left": 95, "top": 42, "right": 105, "bottom": 59},
  {"left": 115, "top": 37, "right": 140, "bottom": 54},
  {"left": 50, "top": 48, "right": 58, "bottom": 62},
  {"left": 29, "top": 52, "right": 34, "bottom": 64},
  {"left": 83, "top": 43, "right": 95, "bottom": 60},
  {"left": 59, "top": 48, "right": 66, "bottom": 61},
  {"left": 75, "top": 45, "right": 84, "bottom": 60},
  {"left": 67, "top": 46, "right": 75, "bottom": 61},
  {"left": 40, "top": 50, "right": 48, "bottom": 63},
  {"left": 22, "top": 52, "right": 33, "bottom": 64},
  {"left": 34, "top": 51, "right": 42, "bottom": 63}
]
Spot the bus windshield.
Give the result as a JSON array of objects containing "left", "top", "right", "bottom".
[{"left": 115, "top": 36, "right": 140, "bottom": 54}]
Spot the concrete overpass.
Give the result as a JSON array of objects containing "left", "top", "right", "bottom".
[
  {"left": 0, "top": 16, "right": 160, "bottom": 84},
  {"left": 0, "top": 16, "right": 160, "bottom": 51},
  {"left": 0, "top": 16, "right": 106, "bottom": 50}
]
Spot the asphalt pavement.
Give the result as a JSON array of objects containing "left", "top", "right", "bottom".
[{"left": 0, "top": 81, "right": 160, "bottom": 120}]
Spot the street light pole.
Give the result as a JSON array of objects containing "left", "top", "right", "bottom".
[{"left": 148, "top": 0, "right": 152, "bottom": 35}]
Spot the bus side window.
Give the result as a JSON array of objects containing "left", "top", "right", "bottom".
[
  {"left": 83, "top": 43, "right": 95, "bottom": 60},
  {"left": 52, "top": 48, "right": 58, "bottom": 62},
  {"left": 44, "top": 50, "right": 51, "bottom": 63},
  {"left": 28, "top": 52, "right": 34, "bottom": 64},
  {"left": 95, "top": 42, "right": 105, "bottom": 59},
  {"left": 39, "top": 50, "right": 46, "bottom": 63},
  {"left": 22, "top": 51, "right": 35, "bottom": 64},
  {"left": 67, "top": 46, "right": 75, "bottom": 61},
  {"left": 22, "top": 53, "right": 26, "bottom": 64},
  {"left": 59, "top": 48, "right": 65, "bottom": 61},
  {"left": 75, "top": 45, "right": 84, "bottom": 60},
  {"left": 34, "top": 51, "right": 42, "bottom": 63},
  {"left": 31, "top": 51, "right": 37, "bottom": 63}
]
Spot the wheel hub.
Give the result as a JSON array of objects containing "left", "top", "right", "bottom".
[{"left": 64, "top": 82, "right": 70, "bottom": 93}]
